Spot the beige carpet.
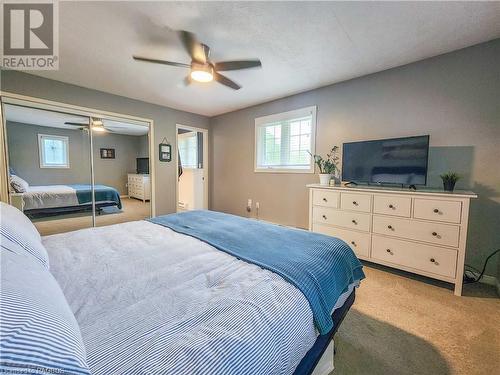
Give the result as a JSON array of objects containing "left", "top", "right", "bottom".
[
  {"left": 33, "top": 198, "right": 150, "bottom": 236},
  {"left": 333, "top": 264, "right": 499, "bottom": 375}
]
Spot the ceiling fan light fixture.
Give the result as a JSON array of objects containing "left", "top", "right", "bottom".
[
  {"left": 92, "top": 125, "right": 106, "bottom": 132},
  {"left": 91, "top": 119, "right": 106, "bottom": 132},
  {"left": 190, "top": 63, "right": 213, "bottom": 82}
]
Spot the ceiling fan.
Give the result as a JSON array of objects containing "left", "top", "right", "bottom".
[
  {"left": 132, "top": 30, "right": 262, "bottom": 90},
  {"left": 65, "top": 118, "right": 110, "bottom": 133}
]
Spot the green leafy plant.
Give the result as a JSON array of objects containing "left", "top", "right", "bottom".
[
  {"left": 440, "top": 171, "right": 460, "bottom": 183},
  {"left": 440, "top": 171, "right": 460, "bottom": 191},
  {"left": 310, "top": 146, "right": 340, "bottom": 174}
]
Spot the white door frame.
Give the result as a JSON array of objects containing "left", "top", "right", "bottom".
[
  {"left": 0, "top": 91, "right": 156, "bottom": 217},
  {"left": 176, "top": 124, "right": 209, "bottom": 210}
]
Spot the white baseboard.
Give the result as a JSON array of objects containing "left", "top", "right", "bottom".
[
  {"left": 479, "top": 274, "right": 498, "bottom": 287},
  {"left": 466, "top": 271, "right": 499, "bottom": 296}
]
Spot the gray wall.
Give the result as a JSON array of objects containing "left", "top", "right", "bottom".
[
  {"left": 7, "top": 121, "right": 144, "bottom": 195},
  {"left": 1, "top": 71, "right": 210, "bottom": 214},
  {"left": 7, "top": 121, "right": 92, "bottom": 185},
  {"left": 137, "top": 135, "right": 149, "bottom": 158},
  {"left": 210, "top": 39, "right": 500, "bottom": 277}
]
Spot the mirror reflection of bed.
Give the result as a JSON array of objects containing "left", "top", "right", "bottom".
[{"left": 4, "top": 104, "right": 151, "bottom": 236}]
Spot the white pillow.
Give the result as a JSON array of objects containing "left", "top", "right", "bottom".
[
  {"left": 0, "top": 202, "right": 49, "bottom": 268},
  {"left": 10, "top": 175, "right": 29, "bottom": 193}
]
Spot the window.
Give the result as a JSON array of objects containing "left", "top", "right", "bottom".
[
  {"left": 178, "top": 132, "right": 198, "bottom": 168},
  {"left": 255, "top": 106, "right": 316, "bottom": 173},
  {"left": 38, "top": 134, "right": 69, "bottom": 168}
]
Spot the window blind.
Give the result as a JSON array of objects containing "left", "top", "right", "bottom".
[{"left": 255, "top": 106, "right": 316, "bottom": 172}]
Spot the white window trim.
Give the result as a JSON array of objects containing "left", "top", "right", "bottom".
[
  {"left": 254, "top": 105, "right": 317, "bottom": 173},
  {"left": 38, "top": 134, "right": 70, "bottom": 169}
]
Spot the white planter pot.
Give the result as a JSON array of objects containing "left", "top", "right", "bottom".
[{"left": 318, "top": 174, "right": 333, "bottom": 186}]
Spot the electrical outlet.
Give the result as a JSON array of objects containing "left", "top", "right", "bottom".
[
  {"left": 256, "top": 202, "right": 260, "bottom": 209},
  {"left": 246, "top": 199, "right": 252, "bottom": 212}
]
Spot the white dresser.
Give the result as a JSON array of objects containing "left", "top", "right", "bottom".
[
  {"left": 308, "top": 184, "right": 477, "bottom": 296},
  {"left": 128, "top": 174, "right": 151, "bottom": 202}
]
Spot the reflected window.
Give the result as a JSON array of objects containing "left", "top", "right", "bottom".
[{"left": 38, "top": 134, "right": 69, "bottom": 168}]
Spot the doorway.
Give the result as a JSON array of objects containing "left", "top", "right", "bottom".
[{"left": 176, "top": 124, "right": 208, "bottom": 211}]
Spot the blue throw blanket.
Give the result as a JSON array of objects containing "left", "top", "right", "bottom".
[
  {"left": 149, "top": 210, "right": 365, "bottom": 334},
  {"left": 70, "top": 184, "right": 122, "bottom": 209}
]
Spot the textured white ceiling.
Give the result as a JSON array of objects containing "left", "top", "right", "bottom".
[
  {"left": 30, "top": 1, "right": 500, "bottom": 116},
  {"left": 4, "top": 105, "right": 148, "bottom": 135}
]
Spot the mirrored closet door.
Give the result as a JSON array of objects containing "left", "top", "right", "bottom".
[
  {"left": 2, "top": 97, "right": 152, "bottom": 236},
  {"left": 92, "top": 119, "right": 151, "bottom": 227},
  {"left": 4, "top": 104, "right": 94, "bottom": 235}
]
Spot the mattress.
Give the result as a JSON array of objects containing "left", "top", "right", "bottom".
[
  {"left": 43, "top": 220, "right": 356, "bottom": 375},
  {"left": 22, "top": 184, "right": 121, "bottom": 211}
]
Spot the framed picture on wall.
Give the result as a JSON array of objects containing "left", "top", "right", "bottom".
[{"left": 100, "top": 148, "right": 115, "bottom": 159}]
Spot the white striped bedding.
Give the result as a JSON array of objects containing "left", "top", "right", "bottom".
[
  {"left": 1, "top": 201, "right": 90, "bottom": 375},
  {"left": 43, "top": 220, "right": 353, "bottom": 375},
  {"left": 21, "top": 185, "right": 80, "bottom": 210}
]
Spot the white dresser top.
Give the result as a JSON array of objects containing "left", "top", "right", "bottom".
[{"left": 306, "top": 184, "right": 477, "bottom": 199}]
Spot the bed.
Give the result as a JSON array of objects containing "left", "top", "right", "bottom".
[
  {"left": 16, "top": 184, "right": 122, "bottom": 216},
  {"left": 1, "top": 206, "right": 364, "bottom": 375}
]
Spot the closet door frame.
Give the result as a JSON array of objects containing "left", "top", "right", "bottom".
[{"left": 0, "top": 91, "right": 156, "bottom": 219}]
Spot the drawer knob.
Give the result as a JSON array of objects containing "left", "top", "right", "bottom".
[
  {"left": 430, "top": 258, "right": 436, "bottom": 263},
  {"left": 387, "top": 225, "right": 393, "bottom": 230},
  {"left": 322, "top": 215, "right": 327, "bottom": 220},
  {"left": 352, "top": 201, "right": 358, "bottom": 205},
  {"left": 389, "top": 204, "right": 395, "bottom": 209},
  {"left": 352, "top": 219, "right": 357, "bottom": 225},
  {"left": 432, "top": 232, "right": 438, "bottom": 236},
  {"left": 351, "top": 241, "right": 356, "bottom": 246},
  {"left": 323, "top": 198, "right": 328, "bottom": 202},
  {"left": 386, "top": 249, "right": 392, "bottom": 254},
  {"left": 433, "top": 209, "right": 439, "bottom": 213}
]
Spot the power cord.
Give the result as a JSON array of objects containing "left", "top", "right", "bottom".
[{"left": 463, "top": 249, "right": 500, "bottom": 284}]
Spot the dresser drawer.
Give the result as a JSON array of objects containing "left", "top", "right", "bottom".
[
  {"left": 312, "top": 189, "right": 340, "bottom": 208},
  {"left": 372, "top": 235, "right": 457, "bottom": 278},
  {"left": 413, "top": 198, "right": 462, "bottom": 224},
  {"left": 313, "top": 223, "right": 370, "bottom": 258},
  {"left": 341, "top": 192, "right": 372, "bottom": 212},
  {"left": 373, "top": 215, "right": 460, "bottom": 247},
  {"left": 373, "top": 195, "right": 411, "bottom": 217},
  {"left": 313, "top": 207, "right": 370, "bottom": 232}
]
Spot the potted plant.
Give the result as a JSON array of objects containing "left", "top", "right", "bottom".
[
  {"left": 440, "top": 171, "right": 460, "bottom": 192},
  {"left": 311, "top": 146, "right": 340, "bottom": 185}
]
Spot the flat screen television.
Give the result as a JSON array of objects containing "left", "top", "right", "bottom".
[
  {"left": 136, "top": 158, "right": 149, "bottom": 174},
  {"left": 342, "top": 135, "right": 429, "bottom": 186}
]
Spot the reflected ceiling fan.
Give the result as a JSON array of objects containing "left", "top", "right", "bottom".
[
  {"left": 132, "top": 30, "right": 262, "bottom": 90},
  {"left": 65, "top": 118, "right": 110, "bottom": 133}
]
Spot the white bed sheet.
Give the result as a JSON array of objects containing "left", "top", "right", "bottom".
[
  {"left": 22, "top": 185, "right": 79, "bottom": 210},
  {"left": 43, "top": 220, "right": 355, "bottom": 375}
]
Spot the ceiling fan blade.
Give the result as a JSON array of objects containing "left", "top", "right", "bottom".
[
  {"left": 214, "top": 72, "right": 241, "bottom": 90},
  {"left": 178, "top": 30, "right": 207, "bottom": 63},
  {"left": 214, "top": 60, "right": 262, "bottom": 71},
  {"left": 133, "top": 56, "right": 190, "bottom": 68},
  {"left": 65, "top": 122, "right": 88, "bottom": 126}
]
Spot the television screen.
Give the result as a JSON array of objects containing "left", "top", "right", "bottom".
[
  {"left": 342, "top": 135, "right": 429, "bottom": 186},
  {"left": 136, "top": 158, "right": 149, "bottom": 174}
]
